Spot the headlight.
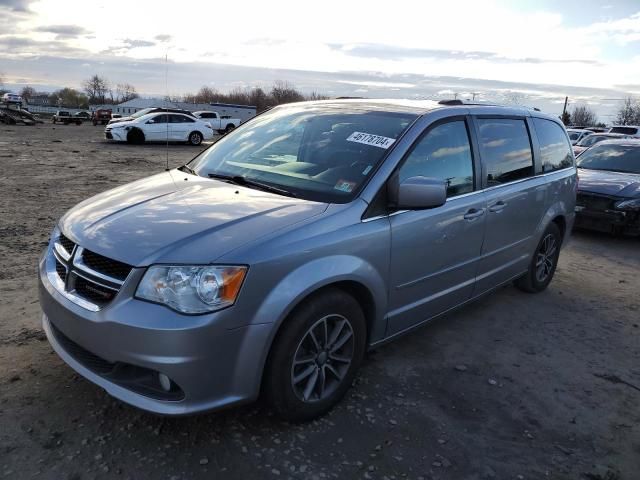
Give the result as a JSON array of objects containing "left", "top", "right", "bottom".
[
  {"left": 136, "top": 265, "right": 247, "bottom": 314},
  {"left": 614, "top": 198, "right": 640, "bottom": 211}
]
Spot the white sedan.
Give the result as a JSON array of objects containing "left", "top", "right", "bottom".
[{"left": 104, "top": 112, "right": 215, "bottom": 145}]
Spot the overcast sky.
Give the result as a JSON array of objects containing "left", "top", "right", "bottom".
[{"left": 1, "top": 0, "right": 639, "bottom": 121}]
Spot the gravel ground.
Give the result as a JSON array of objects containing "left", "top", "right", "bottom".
[{"left": 1, "top": 123, "right": 639, "bottom": 480}]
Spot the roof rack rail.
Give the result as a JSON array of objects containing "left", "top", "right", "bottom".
[{"left": 438, "top": 99, "right": 464, "bottom": 105}]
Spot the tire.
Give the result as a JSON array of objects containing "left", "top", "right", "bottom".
[
  {"left": 52, "top": 118, "right": 56, "bottom": 124},
  {"left": 225, "top": 124, "right": 235, "bottom": 133},
  {"left": 264, "top": 289, "right": 367, "bottom": 422},
  {"left": 126, "top": 128, "right": 145, "bottom": 144},
  {"left": 188, "top": 131, "right": 203, "bottom": 146},
  {"left": 515, "top": 222, "right": 562, "bottom": 293}
]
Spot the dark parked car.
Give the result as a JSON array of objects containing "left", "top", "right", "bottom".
[{"left": 575, "top": 139, "right": 640, "bottom": 235}]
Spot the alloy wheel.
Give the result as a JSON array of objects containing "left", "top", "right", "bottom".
[
  {"left": 290, "top": 314, "right": 354, "bottom": 403},
  {"left": 535, "top": 233, "right": 557, "bottom": 283}
]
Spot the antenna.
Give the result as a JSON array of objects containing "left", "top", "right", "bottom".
[{"left": 165, "top": 50, "right": 170, "bottom": 171}]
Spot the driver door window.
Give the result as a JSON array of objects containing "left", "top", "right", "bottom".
[{"left": 398, "top": 121, "right": 474, "bottom": 197}]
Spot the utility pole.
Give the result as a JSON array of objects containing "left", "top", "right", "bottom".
[{"left": 562, "top": 96, "right": 568, "bottom": 118}]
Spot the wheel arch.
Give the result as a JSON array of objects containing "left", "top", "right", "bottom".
[
  {"left": 247, "top": 257, "right": 387, "bottom": 399},
  {"left": 127, "top": 126, "right": 145, "bottom": 142}
]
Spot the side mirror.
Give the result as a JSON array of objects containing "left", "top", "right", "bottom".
[{"left": 388, "top": 175, "right": 447, "bottom": 210}]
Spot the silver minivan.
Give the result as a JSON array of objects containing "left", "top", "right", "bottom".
[{"left": 39, "top": 100, "right": 576, "bottom": 421}]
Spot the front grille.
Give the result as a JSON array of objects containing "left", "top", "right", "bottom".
[
  {"left": 55, "top": 258, "right": 67, "bottom": 282},
  {"left": 577, "top": 193, "right": 615, "bottom": 211},
  {"left": 81, "top": 249, "right": 132, "bottom": 281},
  {"left": 74, "top": 276, "right": 117, "bottom": 306},
  {"left": 58, "top": 233, "right": 76, "bottom": 255},
  {"left": 50, "top": 322, "right": 116, "bottom": 374}
]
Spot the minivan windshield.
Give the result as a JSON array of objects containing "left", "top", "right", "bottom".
[
  {"left": 577, "top": 143, "right": 640, "bottom": 174},
  {"left": 190, "top": 104, "right": 417, "bottom": 202}
]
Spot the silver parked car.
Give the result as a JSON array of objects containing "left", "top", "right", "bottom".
[{"left": 39, "top": 100, "right": 576, "bottom": 421}]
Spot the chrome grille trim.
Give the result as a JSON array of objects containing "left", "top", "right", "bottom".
[
  {"left": 53, "top": 240, "right": 72, "bottom": 262},
  {"left": 72, "top": 247, "right": 126, "bottom": 287},
  {"left": 47, "top": 233, "right": 132, "bottom": 312}
]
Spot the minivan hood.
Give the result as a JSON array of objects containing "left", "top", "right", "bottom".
[
  {"left": 577, "top": 167, "right": 640, "bottom": 198},
  {"left": 60, "top": 171, "right": 328, "bottom": 266}
]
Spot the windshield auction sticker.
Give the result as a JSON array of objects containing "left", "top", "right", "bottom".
[
  {"left": 334, "top": 179, "right": 357, "bottom": 193},
  {"left": 346, "top": 132, "right": 396, "bottom": 149}
]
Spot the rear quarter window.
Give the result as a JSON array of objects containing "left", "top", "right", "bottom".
[
  {"left": 476, "top": 118, "right": 534, "bottom": 186},
  {"left": 532, "top": 118, "right": 574, "bottom": 172}
]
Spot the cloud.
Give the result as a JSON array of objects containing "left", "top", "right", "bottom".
[
  {"left": 35, "top": 24, "right": 90, "bottom": 37},
  {"left": 329, "top": 43, "right": 602, "bottom": 66},
  {"left": 0, "top": 35, "right": 90, "bottom": 57},
  {"left": 154, "top": 34, "right": 172, "bottom": 42},
  {"left": 0, "top": 0, "right": 33, "bottom": 12}
]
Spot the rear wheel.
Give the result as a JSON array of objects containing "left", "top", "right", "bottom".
[
  {"left": 264, "top": 289, "right": 367, "bottom": 422},
  {"left": 126, "top": 128, "right": 145, "bottom": 144},
  {"left": 515, "top": 222, "right": 562, "bottom": 293},
  {"left": 225, "top": 123, "right": 235, "bottom": 133},
  {"left": 188, "top": 131, "right": 203, "bottom": 146}
]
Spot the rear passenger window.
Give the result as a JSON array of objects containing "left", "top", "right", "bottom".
[
  {"left": 399, "top": 121, "right": 474, "bottom": 197},
  {"left": 533, "top": 118, "right": 574, "bottom": 172},
  {"left": 477, "top": 119, "right": 533, "bottom": 186}
]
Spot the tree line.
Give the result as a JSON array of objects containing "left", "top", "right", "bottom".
[
  {"left": 173, "top": 81, "right": 329, "bottom": 112},
  {"left": 15, "top": 75, "right": 139, "bottom": 109}
]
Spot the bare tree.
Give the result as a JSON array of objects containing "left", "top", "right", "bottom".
[
  {"left": 571, "top": 105, "right": 597, "bottom": 126},
  {"left": 615, "top": 97, "right": 640, "bottom": 126},
  {"left": 188, "top": 86, "right": 218, "bottom": 104},
  {"left": 0, "top": 72, "right": 8, "bottom": 96},
  {"left": 20, "top": 86, "right": 36, "bottom": 103},
  {"left": 116, "top": 83, "right": 138, "bottom": 103},
  {"left": 271, "top": 80, "right": 305, "bottom": 105},
  {"left": 83, "top": 74, "right": 110, "bottom": 104},
  {"left": 504, "top": 91, "right": 525, "bottom": 105}
]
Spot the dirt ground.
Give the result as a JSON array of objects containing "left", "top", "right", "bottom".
[{"left": 1, "top": 123, "right": 639, "bottom": 480}]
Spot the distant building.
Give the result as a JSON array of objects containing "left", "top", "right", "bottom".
[{"left": 28, "top": 94, "right": 51, "bottom": 106}]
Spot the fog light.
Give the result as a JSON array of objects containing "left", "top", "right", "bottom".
[{"left": 158, "top": 373, "right": 172, "bottom": 392}]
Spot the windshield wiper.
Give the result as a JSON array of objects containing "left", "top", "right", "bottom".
[
  {"left": 179, "top": 164, "right": 197, "bottom": 175},
  {"left": 208, "top": 173, "right": 296, "bottom": 198}
]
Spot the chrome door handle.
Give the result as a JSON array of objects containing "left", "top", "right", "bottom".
[
  {"left": 489, "top": 201, "right": 506, "bottom": 213},
  {"left": 463, "top": 208, "right": 485, "bottom": 220}
]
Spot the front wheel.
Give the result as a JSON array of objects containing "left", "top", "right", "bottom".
[
  {"left": 515, "top": 222, "right": 562, "bottom": 293},
  {"left": 126, "top": 128, "right": 145, "bottom": 144},
  {"left": 264, "top": 289, "right": 367, "bottom": 422},
  {"left": 188, "top": 131, "right": 203, "bottom": 146}
]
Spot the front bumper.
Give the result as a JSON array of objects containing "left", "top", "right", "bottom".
[
  {"left": 39, "top": 252, "right": 272, "bottom": 415},
  {"left": 574, "top": 206, "right": 640, "bottom": 235},
  {"left": 104, "top": 128, "right": 125, "bottom": 141}
]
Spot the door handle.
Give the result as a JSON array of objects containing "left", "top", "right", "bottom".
[
  {"left": 463, "top": 208, "right": 485, "bottom": 220},
  {"left": 489, "top": 200, "right": 507, "bottom": 213}
]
